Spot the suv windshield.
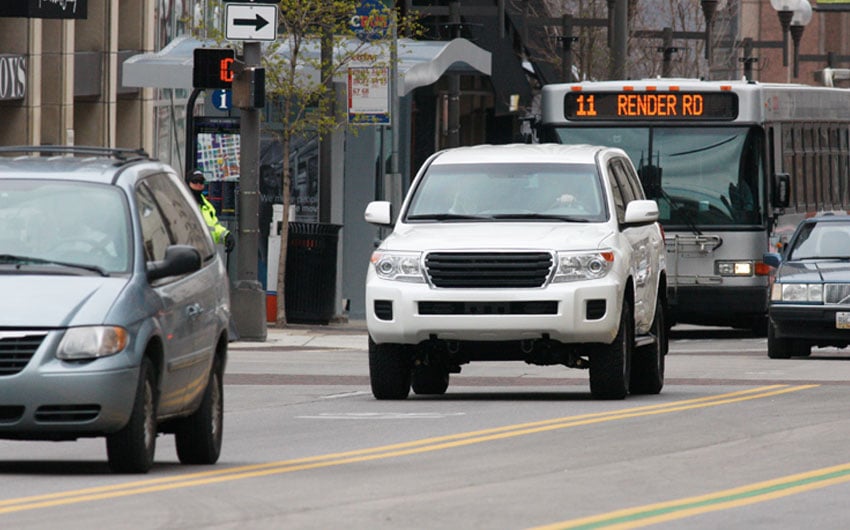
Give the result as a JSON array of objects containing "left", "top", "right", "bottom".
[
  {"left": 0, "top": 180, "right": 131, "bottom": 274},
  {"left": 553, "top": 126, "right": 764, "bottom": 228},
  {"left": 405, "top": 162, "right": 607, "bottom": 223}
]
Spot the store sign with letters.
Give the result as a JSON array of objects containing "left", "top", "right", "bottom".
[
  {"left": 0, "top": 0, "right": 87, "bottom": 19},
  {"left": 0, "top": 55, "right": 26, "bottom": 101}
]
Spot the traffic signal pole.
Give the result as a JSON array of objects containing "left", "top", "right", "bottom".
[{"left": 231, "top": 39, "right": 267, "bottom": 341}]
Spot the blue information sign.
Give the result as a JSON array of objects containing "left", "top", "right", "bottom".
[
  {"left": 211, "top": 89, "right": 232, "bottom": 111},
  {"left": 350, "top": 0, "right": 389, "bottom": 42}
]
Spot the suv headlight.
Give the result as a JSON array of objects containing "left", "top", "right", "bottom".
[
  {"left": 57, "top": 326, "right": 129, "bottom": 360},
  {"left": 771, "top": 282, "right": 823, "bottom": 303},
  {"left": 370, "top": 251, "right": 425, "bottom": 283},
  {"left": 552, "top": 250, "right": 614, "bottom": 283}
]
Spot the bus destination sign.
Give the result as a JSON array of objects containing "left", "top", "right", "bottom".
[{"left": 564, "top": 91, "right": 738, "bottom": 121}]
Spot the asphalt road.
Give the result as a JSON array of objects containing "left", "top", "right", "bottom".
[{"left": 3, "top": 326, "right": 850, "bottom": 529}]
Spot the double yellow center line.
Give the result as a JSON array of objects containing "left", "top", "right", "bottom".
[{"left": 0, "top": 385, "right": 815, "bottom": 516}]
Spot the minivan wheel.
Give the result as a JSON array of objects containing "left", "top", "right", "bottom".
[
  {"left": 175, "top": 356, "right": 224, "bottom": 465},
  {"left": 589, "top": 301, "right": 633, "bottom": 400},
  {"left": 630, "top": 295, "right": 666, "bottom": 395},
  {"left": 369, "top": 337, "right": 412, "bottom": 400},
  {"left": 107, "top": 357, "right": 157, "bottom": 473}
]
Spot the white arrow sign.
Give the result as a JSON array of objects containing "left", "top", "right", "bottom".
[{"left": 225, "top": 3, "right": 278, "bottom": 42}]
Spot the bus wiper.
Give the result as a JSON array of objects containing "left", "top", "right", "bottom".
[
  {"left": 659, "top": 190, "right": 702, "bottom": 236},
  {"left": 0, "top": 253, "right": 109, "bottom": 276},
  {"left": 490, "top": 213, "right": 590, "bottom": 222},
  {"left": 406, "top": 213, "right": 494, "bottom": 221}
]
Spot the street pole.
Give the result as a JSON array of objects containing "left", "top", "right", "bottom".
[
  {"left": 610, "top": 0, "right": 628, "bottom": 80},
  {"left": 232, "top": 39, "right": 267, "bottom": 341}
]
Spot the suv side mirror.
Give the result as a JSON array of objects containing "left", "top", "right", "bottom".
[
  {"left": 147, "top": 245, "right": 202, "bottom": 282},
  {"left": 773, "top": 173, "right": 790, "bottom": 208},
  {"left": 624, "top": 200, "right": 660, "bottom": 225},
  {"left": 364, "top": 200, "right": 393, "bottom": 227}
]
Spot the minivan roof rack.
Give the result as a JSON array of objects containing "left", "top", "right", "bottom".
[{"left": 0, "top": 145, "right": 151, "bottom": 163}]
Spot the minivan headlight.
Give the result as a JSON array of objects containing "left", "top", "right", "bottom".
[
  {"left": 370, "top": 251, "right": 425, "bottom": 283},
  {"left": 57, "top": 326, "right": 128, "bottom": 360},
  {"left": 552, "top": 251, "right": 614, "bottom": 283}
]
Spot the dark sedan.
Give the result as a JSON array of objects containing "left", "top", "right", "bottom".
[{"left": 764, "top": 214, "right": 850, "bottom": 358}]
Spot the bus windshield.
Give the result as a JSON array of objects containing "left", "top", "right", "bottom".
[{"left": 552, "top": 126, "right": 764, "bottom": 228}]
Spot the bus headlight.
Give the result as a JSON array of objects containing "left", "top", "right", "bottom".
[
  {"left": 370, "top": 251, "right": 425, "bottom": 282},
  {"left": 552, "top": 251, "right": 614, "bottom": 283},
  {"left": 716, "top": 260, "right": 753, "bottom": 277},
  {"left": 772, "top": 283, "right": 824, "bottom": 303}
]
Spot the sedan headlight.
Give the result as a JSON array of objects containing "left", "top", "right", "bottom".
[
  {"left": 552, "top": 250, "right": 614, "bottom": 283},
  {"left": 57, "top": 326, "right": 129, "bottom": 360},
  {"left": 771, "top": 282, "right": 824, "bottom": 303},
  {"left": 370, "top": 251, "right": 425, "bottom": 283}
]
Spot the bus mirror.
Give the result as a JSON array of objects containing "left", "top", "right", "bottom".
[{"left": 773, "top": 173, "right": 790, "bottom": 208}]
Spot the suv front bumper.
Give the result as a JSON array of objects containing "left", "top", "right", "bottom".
[{"left": 366, "top": 276, "right": 624, "bottom": 345}]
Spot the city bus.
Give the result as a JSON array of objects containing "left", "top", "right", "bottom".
[{"left": 538, "top": 79, "right": 850, "bottom": 333}]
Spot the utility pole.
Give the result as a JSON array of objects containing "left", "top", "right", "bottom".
[{"left": 231, "top": 39, "right": 267, "bottom": 341}]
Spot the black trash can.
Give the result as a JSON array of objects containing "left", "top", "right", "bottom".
[{"left": 284, "top": 222, "right": 342, "bottom": 324}]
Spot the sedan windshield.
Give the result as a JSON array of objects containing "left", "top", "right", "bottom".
[
  {"left": 404, "top": 163, "right": 607, "bottom": 223},
  {"left": 788, "top": 221, "right": 850, "bottom": 260},
  {"left": 0, "top": 180, "right": 131, "bottom": 274}
]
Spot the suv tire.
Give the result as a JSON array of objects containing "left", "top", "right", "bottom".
[
  {"left": 411, "top": 361, "right": 450, "bottom": 395},
  {"left": 630, "top": 294, "right": 666, "bottom": 395},
  {"left": 590, "top": 301, "right": 633, "bottom": 400},
  {"left": 175, "top": 355, "right": 224, "bottom": 465},
  {"left": 107, "top": 357, "right": 157, "bottom": 473},
  {"left": 369, "top": 337, "right": 413, "bottom": 400}
]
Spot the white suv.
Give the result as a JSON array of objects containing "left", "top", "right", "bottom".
[{"left": 364, "top": 144, "right": 667, "bottom": 400}]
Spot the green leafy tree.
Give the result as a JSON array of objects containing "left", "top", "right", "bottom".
[{"left": 196, "top": 0, "right": 420, "bottom": 325}]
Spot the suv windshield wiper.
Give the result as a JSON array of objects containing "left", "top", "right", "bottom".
[
  {"left": 490, "top": 213, "right": 590, "bottom": 222},
  {"left": 0, "top": 253, "right": 109, "bottom": 277},
  {"left": 406, "top": 213, "right": 495, "bottom": 221}
]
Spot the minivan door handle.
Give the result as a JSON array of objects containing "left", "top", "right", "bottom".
[{"left": 186, "top": 303, "right": 203, "bottom": 317}]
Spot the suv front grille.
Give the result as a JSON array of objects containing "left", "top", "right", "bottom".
[
  {"left": 425, "top": 252, "right": 553, "bottom": 288},
  {"left": 0, "top": 332, "right": 47, "bottom": 376}
]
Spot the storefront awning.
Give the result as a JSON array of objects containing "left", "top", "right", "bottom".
[{"left": 123, "top": 35, "right": 491, "bottom": 95}]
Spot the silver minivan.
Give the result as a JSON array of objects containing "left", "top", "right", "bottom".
[{"left": 0, "top": 146, "right": 231, "bottom": 473}]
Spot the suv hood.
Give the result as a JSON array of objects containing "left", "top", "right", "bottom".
[
  {"left": 384, "top": 223, "right": 615, "bottom": 252},
  {"left": 0, "top": 276, "right": 130, "bottom": 327}
]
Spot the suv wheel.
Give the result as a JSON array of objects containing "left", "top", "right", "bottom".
[
  {"left": 175, "top": 355, "right": 224, "bottom": 465},
  {"left": 590, "top": 301, "right": 633, "bottom": 400},
  {"left": 630, "top": 295, "right": 666, "bottom": 395},
  {"left": 411, "top": 360, "right": 450, "bottom": 395},
  {"left": 767, "top": 322, "right": 810, "bottom": 359},
  {"left": 369, "top": 337, "right": 413, "bottom": 400},
  {"left": 107, "top": 357, "right": 157, "bottom": 473}
]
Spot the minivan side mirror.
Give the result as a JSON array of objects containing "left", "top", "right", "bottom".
[
  {"left": 364, "top": 200, "right": 393, "bottom": 227},
  {"left": 773, "top": 173, "right": 790, "bottom": 208},
  {"left": 147, "top": 245, "right": 202, "bottom": 282}
]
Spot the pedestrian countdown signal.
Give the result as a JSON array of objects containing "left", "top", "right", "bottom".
[{"left": 193, "top": 48, "right": 235, "bottom": 89}]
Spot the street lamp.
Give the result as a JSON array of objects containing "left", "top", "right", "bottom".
[
  {"left": 789, "top": 0, "right": 812, "bottom": 78},
  {"left": 768, "top": 0, "right": 802, "bottom": 68}
]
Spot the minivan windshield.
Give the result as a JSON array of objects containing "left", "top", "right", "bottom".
[
  {"left": 0, "top": 180, "right": 131, "bottom": 274},
  {"left": 405, "top": 163, "right": 607, "bottom": 223}
]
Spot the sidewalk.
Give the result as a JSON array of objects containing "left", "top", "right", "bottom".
[{"left": 230, "top": 319, "right": 369, "bottom": 350}]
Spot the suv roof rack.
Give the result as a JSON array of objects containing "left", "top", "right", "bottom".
[{"left": 0, "top": 145, "right": 151, "bottom": 164}]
